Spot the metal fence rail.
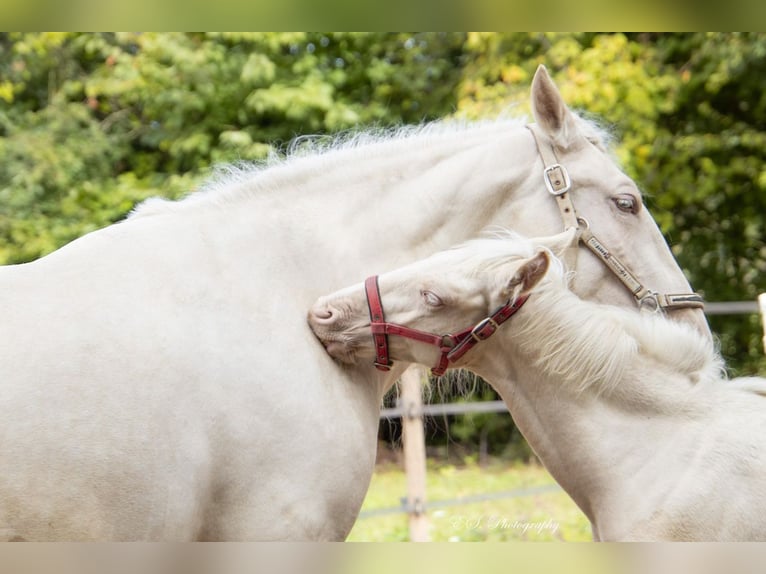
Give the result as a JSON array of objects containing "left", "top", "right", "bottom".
[
  {"left": 381, "top": 400, "right": 508, "bottom": 420},
  {"left": 704, "top": 301, "right": 760, "bottom": 315}
]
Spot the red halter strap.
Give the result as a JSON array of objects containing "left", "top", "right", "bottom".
[
  {"left": 365, "top": 276, "right": 394, "bottom": 371},
  {"left": 364, "top": 275, "right": 528, "bottom": 376}
]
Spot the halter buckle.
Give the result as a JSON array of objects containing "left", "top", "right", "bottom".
[
  {"left": 544, "top": 164, "right": 571, "bottom": 196},
  {"left": 470, "top": 317, "right": 500, "bottom": 342},
  {"left": 638, "top": 291, "right": 662, "bottom": 314}
]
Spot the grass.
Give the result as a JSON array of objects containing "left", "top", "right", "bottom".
[{"left": 347, "top": 458, "right": 592, "bottom": 542}]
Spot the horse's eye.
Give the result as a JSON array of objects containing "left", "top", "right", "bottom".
[
  {"left": 422, "top": 290, "right": 444, "bottom": 307},
  {"left": 613, "top": 194, "right": 639, "bottom": 214}
]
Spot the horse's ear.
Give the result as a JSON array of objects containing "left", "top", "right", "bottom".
[
  {"left": 504, "top": 251, "right": 549, "bottom": 301},
  {"left": 531, "top": 65, "right": 580, "bottom": 149}
]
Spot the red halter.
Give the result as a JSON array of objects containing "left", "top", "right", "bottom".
[{"left": 364, "top": 275, "right": 528, "bottom": 376}]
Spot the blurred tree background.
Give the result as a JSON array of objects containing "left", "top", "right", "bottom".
[{"left": 2, "top": 33, "right": 764, "bottom": 458}]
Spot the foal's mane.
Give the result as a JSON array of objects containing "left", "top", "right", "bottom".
[
  {"left": 514, "top": 263, "right": 724, "bottom": 396},
  {"left": 130, "top": 112, "right": 614, "bottom": 219}
]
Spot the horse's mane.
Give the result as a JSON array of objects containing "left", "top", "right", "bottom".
[
  {"left": 512, "top": 258, "right": 725, "bottom": 396},
  {"left": 129, "top": 118, "right": 522, "bottom": 219},
  {"left": 129, "top": 111, "right": 615, "bottom": 219}
]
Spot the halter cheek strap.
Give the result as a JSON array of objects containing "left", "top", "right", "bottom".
[{"left": 365, "top": 276, "right": 393, "bottom": 371}]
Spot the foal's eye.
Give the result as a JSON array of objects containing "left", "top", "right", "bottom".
[
  {"left": 422, "top": 290, "right": 444, "bottom": 307},
  {"left": 613, "top": 194, "right": 640, "bottom": 215}
]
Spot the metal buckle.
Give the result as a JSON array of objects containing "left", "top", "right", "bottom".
[
  {"left": 544, "top": 164, "right": 571, "bottom": 196},
  {"left": 470, "top": 317, "right": 499, "bottom": 342},
  {"left": 638, "top": 291, "right": 662, "bottom": 314}
]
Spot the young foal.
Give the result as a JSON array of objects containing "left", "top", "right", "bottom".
[{"left": 308, "top": 232, "right": 766, "bottom": 541}]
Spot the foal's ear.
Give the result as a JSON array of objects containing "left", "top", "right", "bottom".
[
  {"left": 531, "top": 65, "right": 580, "bottom": 149},
  {"left": 504, "top": 251, "right": 550, "bottom": 301}
]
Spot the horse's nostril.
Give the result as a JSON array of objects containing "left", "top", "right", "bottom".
[{"left": 312, "top": 306, "right": 335, "bottom": 323}]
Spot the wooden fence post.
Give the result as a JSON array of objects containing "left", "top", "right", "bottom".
[
  {"left": 759, "top": 293, "right": 766, "bottom": 354},
  {"left": 399, "top": 365, "right": 430, "bottom": 542}
]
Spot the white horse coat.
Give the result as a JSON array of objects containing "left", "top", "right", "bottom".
[{"left": 0, "top": 66, "right": 706, "bottom": 540}]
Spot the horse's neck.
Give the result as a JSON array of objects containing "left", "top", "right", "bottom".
[{"left": 476, "top": 289, "right": 718, "bottom": 531}]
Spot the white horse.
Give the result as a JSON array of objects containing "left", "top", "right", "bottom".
[
  {"left": 0, "top": 66, "right": 707, "bottom": 541},
  {"left": 308, "top": 231, "right": 766, "bottom": 541}
]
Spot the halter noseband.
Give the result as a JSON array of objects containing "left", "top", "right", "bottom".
[
  {"left": 526, "top": 124, "right": 705, "bottom": 313},
  {"left": 365, "top": 275, "right": 527, "bottom": 375}
]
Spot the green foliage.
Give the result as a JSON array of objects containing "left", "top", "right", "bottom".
[{"left": 638, "top": 33, "right": 766, "bottom": 375}]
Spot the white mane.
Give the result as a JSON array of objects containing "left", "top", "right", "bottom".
[
  {"left": 129, "top": 112, "right": 614, "bottom": 219},
  {"left": 513, "top": 261, "right": 725, "bottom": 396}
]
